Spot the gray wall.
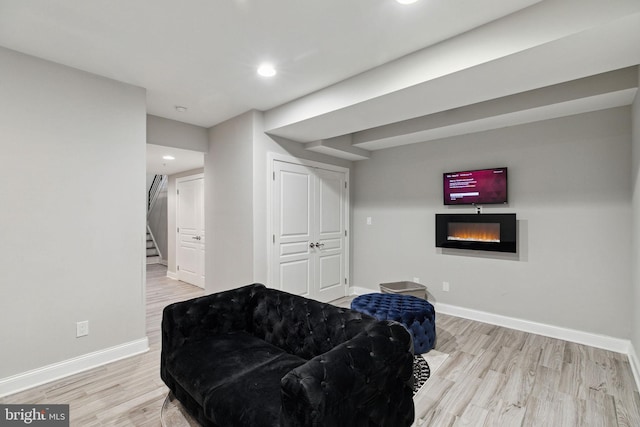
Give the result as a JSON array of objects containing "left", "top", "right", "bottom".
[
  {"left": 632, "top": 71, "right": 640, "bottom": 357},
  {"left": 147, "top": 115, "right": 208, "bottom": 152},
  {"left": 206, "top": 112, "right": 256, "bottom": 292},
  {"left": 352, "top": 107, "right": 632, "bottom": 339},
  {"left": 0, "top": 47, "right": 147, "bottom": 378},
  {"left": 204, "top": 110, "right": 352, "bottom": 292}
]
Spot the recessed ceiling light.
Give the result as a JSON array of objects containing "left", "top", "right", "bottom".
[
  {"left": 396, "top": 0, "right": 418, "bottom": 4},
  {"left": 257, "top": 63, "right": 277, "bottom": 77},
  {"left": 163, "top": 155, "right": 175, "bottom": 160},
  {"left": 175, "top": 106, "right": 187, "bottom": 112}
]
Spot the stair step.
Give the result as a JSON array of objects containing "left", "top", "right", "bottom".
[{"left": 146, "top": 255, "right": 160, "bottom": 264}]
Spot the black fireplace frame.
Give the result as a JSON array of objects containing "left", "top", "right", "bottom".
[{"left": 435, "top": 213, "right": 517, "bottom": 253}]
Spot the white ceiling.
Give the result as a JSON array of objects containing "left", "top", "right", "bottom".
[
  {"left": 0, "top": 0, "right": 540, "bottom": 128},
  {"left": 263, "top": 0, "right": 640, "bottom": 150},
  {"left": 146, "top": 144, "right": 204, "bottom": 176},
  {"left": 1, "top": 0, "right": 639, "bottom": 163}
]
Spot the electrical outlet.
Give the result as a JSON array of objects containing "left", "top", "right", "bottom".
[
  {"left": 366, "top": 217, "right": 372, "bottom": 225},
  {"left": 443, "top": 281, "right": 450, "bottom": 292},
  {"left": 413, "top": 277, "right": 420, "bottom": 283},
  {"left": 76, "top": 320, "right": 89, "bottom": 338}
]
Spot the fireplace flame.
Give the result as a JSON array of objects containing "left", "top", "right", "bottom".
[{"left": 448, "top": 222, "right": 500, "bottom": 243}]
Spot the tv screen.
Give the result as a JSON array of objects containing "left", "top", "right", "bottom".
[{"left": 443, "top": 167, "right": 508, "bottom": 205}]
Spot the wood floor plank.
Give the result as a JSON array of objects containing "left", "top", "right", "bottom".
[
  {"left": 455, "top": 403, "right": 488, "bottom": 426},
  {"left": 1, "top": 265, "right": 639, "bottom": 426},
  {"left": 468, "top": 369, "right": 507, "bottom": 411},
  {"left": 483, "top": 398, "right": 526, "bottom": 426},
  {"left": 529, "top": 365, "right": 561, "bottom": 402},
  {"left": 436, "top": 374, "right": 483, "bottom": 418}
]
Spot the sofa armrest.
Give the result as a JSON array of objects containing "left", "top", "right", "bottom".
[
  {"left": 161, "top": 284, "right": 265, "bottom": 384},
  {"left": 280, "top": 320, "right": 415, "bottom": 427}
]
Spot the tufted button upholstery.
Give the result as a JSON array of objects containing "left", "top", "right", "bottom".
[
  {"left": 161, "top": 284, "right": 415, "bottom": 427},
  {"left": 351, "top": 293, "right": 436, "bottom": 354},
  {"left": 251, "top": 290, "right": 375, "bottom": 360}
]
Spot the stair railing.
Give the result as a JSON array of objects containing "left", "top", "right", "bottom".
[{"left": 148, "top": 174, "right": 168, "bottom": 214}]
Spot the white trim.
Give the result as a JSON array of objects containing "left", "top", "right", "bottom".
[
  {"left": 166, "top": 270, "right": 178, "bottom": 280},
  {"left": 349, "top": 286, "right": 374, "bottom": 296},
  {"left": 435, "top": 302, "right": 630, "bottom": 354},
  {"left": 629, "top": 343, "right": 640, "bottom": 393},
  {"left": 348, "top": 287, "right": 632, "bottom": 355},
  {"left": 175, "top": 173, "right": 205, "bottom": 182},
  {"left": 0, "top": 337, "right": 149, "bottom": 398},
  {"left": 268, "top": 152, "right": 351, "bottom": 174},
  {"left": 349, "top": 288, "right": 638, "bottom": 386}
]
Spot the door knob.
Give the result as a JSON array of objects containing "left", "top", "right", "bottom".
[
  {"left": 315, "top": 242, "right": 324, "bottom": 248},
  {"left": 309, "top": 242, "right": 315, "bottom": 248}
]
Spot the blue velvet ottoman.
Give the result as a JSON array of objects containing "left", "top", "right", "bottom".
[{"left": 351, "top": 293, "right": 436, "bottom": 354}]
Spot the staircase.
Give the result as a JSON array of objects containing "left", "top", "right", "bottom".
[
  {"left": 146, "top": 174, "right": 167, "bottom": 265},
  {"left": 146, "top": 228, "right": 161, "bottom": 264}
]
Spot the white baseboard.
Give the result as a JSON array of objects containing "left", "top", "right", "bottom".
[
  {"left": 349, "top": 286, "right": 374, "bottom": 296},
  {"left": 0, "top": 337, "right": 149, "bottom": 398},
  {"left": 629, "top": 343, "right": 640, "bottom": 393},
  {"left": 166, "top": 270, "right": 178, "bottom": 280},
  {"left": 346, "top": 289, "right": 637, "bottom": 378},
  {"left": 435, "top": 302, "right": 630, "bottom": 354}
]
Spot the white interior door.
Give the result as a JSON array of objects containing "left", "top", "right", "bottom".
[
  {"left": 272, "top": 160, "right": 348, "bottom": 302},
  {"left": 273, "top": 162, "right": 314, "bottom": 298},
  {"left": 177, "top": 176, "right": 205, "bottom": 288},
  {"left": 315, "top": 168, "right": 347, "bottom": 302}
]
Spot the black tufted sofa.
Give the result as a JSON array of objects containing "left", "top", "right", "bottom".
[{"left": 161, "top": 284, "right": 415, "bottom": 427}]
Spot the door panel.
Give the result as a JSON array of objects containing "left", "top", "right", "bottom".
[
  {"left": 281, "top": 171, "right": 311, "bottom": 237},
  {"left": 318, "top": 172, "right": 342, "bottom": 234},
  {"left": 314, "top": 168, "right": 346, "bottom": 301},
  {"left": 280, "top": 259, "right": 311, "bottom": 297},
  {"left": 280, "top": 241, "right": 310, "bottom": 256},
  {"left": 177, "top": 176, "right": 204, "bottom": 288},
  {"left": 274, "top": 162, "right": 314, "bottom": 297},
  {"left": 272, "top": 160, "right": 347, "bottom": 302},
  {"left": 318, "top": 254, "right": 341, "bottom": 290}
]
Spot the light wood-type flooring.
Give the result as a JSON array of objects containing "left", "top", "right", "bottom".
[{"left": 2, "top": 264, "right": 639, "bottom": 426}]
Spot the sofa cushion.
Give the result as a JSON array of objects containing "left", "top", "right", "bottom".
[
  {"left": 203, "top": 352, "right": 306, "bottom": 427},
  {"left": 251, "top": 289, "right": 375, "bottom": 360},
  {"left": 165, "top": 330, "right": 306, "bottom": 418}
]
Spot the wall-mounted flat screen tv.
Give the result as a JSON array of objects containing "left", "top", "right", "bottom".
[{"left": 443, "top": 167, "right": 508, "bottom": 205}]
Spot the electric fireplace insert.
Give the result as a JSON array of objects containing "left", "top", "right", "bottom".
[{"left": 435, "top": 213, "right": 517, "bottom": 253}]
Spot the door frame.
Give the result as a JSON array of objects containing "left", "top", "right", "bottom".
[
  {"left": 175, "top": 173, "right": 205, "bottom": 288},
  {"left": 267, "top": 153, "right": 350, "bottom": 299}
]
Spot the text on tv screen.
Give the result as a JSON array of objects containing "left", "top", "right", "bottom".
[{"left": 443, "top": 167, "right": 507, "bottom": 205}]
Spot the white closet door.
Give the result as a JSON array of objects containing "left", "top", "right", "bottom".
[
  {"left": 272, "top": 160, "right": 348, "bottom": 302},
  {"left": 314, "top": 167, "right": 347, "bottom": 302}
]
